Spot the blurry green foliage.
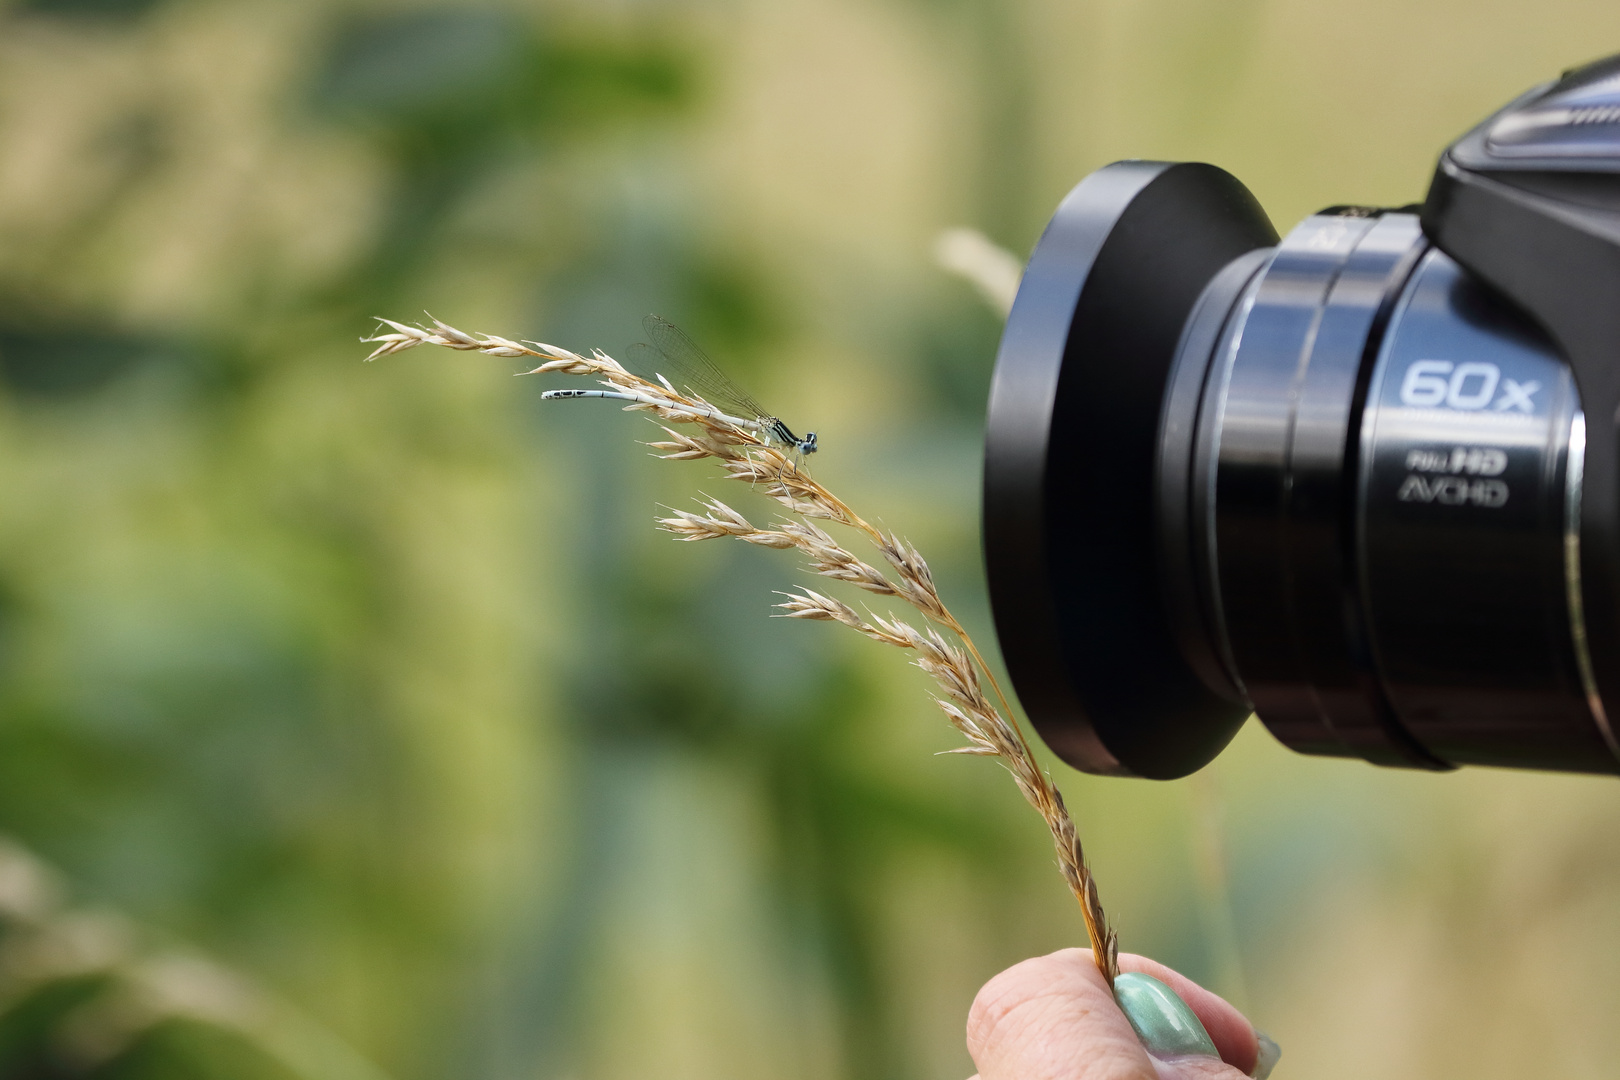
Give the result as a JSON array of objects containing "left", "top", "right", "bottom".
[{"left": 0, "top": 3, "right": 1024, "bottom": 1079}]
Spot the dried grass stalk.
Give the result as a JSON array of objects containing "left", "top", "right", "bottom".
[{"left": 364, "top": 316, "right": 1120, "bottom": 985}]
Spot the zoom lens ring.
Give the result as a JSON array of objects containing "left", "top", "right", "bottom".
[
  {"left": 1207, "top": 214, "right": 1376, "bottom": 742},
  {"left": 1200, "top": 212, "right": 1443, "bottom": 766}
]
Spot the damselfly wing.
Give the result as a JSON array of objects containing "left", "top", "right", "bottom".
[{"left": 626, "top": 316, "right": 815, "bottom": 456}]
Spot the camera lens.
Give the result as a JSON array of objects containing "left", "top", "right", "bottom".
[{"left": 983, "top": 161, "right": 1617, "bottom": 778}]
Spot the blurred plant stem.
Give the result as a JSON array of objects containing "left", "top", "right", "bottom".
[{"left": 1187, "top": 768, "right": 1249, "bottom": 1013}]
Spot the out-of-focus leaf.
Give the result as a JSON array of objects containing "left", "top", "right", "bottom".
[
  {"left": 0, "top": 976, "right": 112, "bottom": 1075},
  {"left": 311, "top": 10, "right": 695, "bottom": 150},
  {"left": 313, "top": 11, "right": 528, "bottom": 126},
  {"left": 12, "top": 0, "right": 166, "bottom": 22},
  {"left": 0, "top": 327, "right": 163, "bottom": 400}
]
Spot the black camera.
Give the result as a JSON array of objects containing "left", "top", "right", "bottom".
[{"left": 983, "top": 55, "right": 1620, "bottom": 780}]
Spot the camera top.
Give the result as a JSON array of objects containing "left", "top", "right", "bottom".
[{"left": 1451, "top": 55, "right": 1620, "bottom": 171}]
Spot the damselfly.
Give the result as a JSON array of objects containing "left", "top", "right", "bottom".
[{"left": 541, "top": 315, "right": 818, "bottom": 458}]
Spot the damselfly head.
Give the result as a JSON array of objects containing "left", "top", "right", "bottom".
[{"left": 802, "top": 431, "right": 819, "bottom": 455}]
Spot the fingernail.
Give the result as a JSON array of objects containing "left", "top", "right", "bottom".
[
  {"left": 1251, "top": 1029, "right": 1281, "bottom": 1079},
  {"left": 1112, "top": 973, "right": 1218, "bottom": 1060}
]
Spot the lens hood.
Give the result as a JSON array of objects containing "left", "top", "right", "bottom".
[{"left": 982, "top": 162, "right": 1276, "bottom": 778}]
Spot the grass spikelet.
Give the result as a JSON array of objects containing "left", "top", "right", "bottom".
[{"left": 365, "top": 315, "right": 1121, "bottom": 986}]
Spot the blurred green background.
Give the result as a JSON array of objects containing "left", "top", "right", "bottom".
[{"left": 2, "top": 1, "right": 1620, "bottom": 1078}]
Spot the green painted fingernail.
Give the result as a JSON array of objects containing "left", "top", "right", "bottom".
[
  {"left": 1113, "top": 973, "right": 1218, "bottom": 1059},
  {"left": 1251, "top": 1029, "right": 1281, "bottom": 1079}
]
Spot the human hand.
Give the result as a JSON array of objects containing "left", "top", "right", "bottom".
[{"left": 966, "top": 949, "right": 1280, "bottom": 1079}]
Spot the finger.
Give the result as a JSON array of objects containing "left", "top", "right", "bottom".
[
  {"left": 967, "top": 948, "right": 1156, "bottom": 1079},
  {"left": 1117, "top": 954, "right": 1257, "bottom": 1075}
]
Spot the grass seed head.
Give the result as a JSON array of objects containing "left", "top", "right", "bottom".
[{"left": 374, "top": 312, "right": 1121, "bottom": 987}]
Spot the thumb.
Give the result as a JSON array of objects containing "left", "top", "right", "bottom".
[{"left": 967, "top": 949, "right": 1265, "bottom": 1080}]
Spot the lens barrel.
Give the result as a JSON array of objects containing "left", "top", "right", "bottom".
[{"left": 984, "top": 161, "right": 1617, "bottom": 778}]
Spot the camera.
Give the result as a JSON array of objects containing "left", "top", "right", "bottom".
[{"left": 983, "top": 55, "right": 1620, "bottom": 779}]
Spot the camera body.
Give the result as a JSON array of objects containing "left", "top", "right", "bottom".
[{"left": 983, "top": 56, "right": 1620, "bottom": 779}]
